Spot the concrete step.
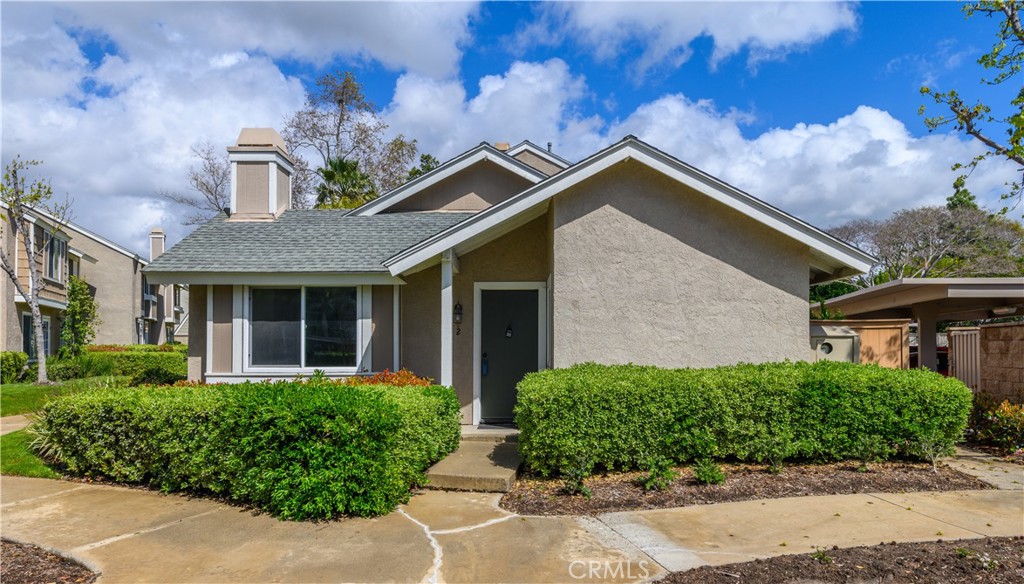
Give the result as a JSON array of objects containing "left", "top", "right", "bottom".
[
  {"left": 425, "top": 440, "right": 521, "bottom": 493},
  {"left": 460, "top": 425, "right": 519, "bottom": 443}
]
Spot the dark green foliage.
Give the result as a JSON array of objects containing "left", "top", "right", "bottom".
[
  {"left": 851, "top": 434, "right": 895, "bottom": 472},
  {"left": 969, "top": 394, "right": 1024, "bottom": 452},
  {"left": 637, "top": 455, "right": 677, "bottom": 491},
  {"left": 47, "top": 358, "right": 83, "bottom": 382},
  {"left": 692, "top": 458, "right": 725, "bottom": 485},
  {"left": 129, "top": 367, "right": 186, "bottom": 386},
  {"left": 515, "top": 361, "right": 972, "bottom": 477},
  {"left": 58, "top": 275, "right": 99, "bottom": 358},
  {"left": 82, "top": 351, "right": 186, "bottom": 379},
  {"left": 1, "top": 351, "right": 28, "bottom": 384},
  {"left": 34, "top": 382, "right": 461, "bottom": 519},
  {"left": 561, "top": 454, "right": 593, "bottom": 498}
]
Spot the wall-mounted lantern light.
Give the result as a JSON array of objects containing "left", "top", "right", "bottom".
[
  {"left": 453, "top": 302, "right": 463, "bottom": 324},
  {"left": 505, "top": 324, "right": 513, "bottom": 338}
]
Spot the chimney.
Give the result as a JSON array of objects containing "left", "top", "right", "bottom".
[
  {"left": 149, "top": 227, "right": 165, "bottom": 261},
  {"left": 547, "top": 142, "right": 553, "bottom": 153},
  {"left": 226, "top": 128, "right": 294, "bottom": 221},
  {"left": 494, "top": 142, "right": 510, "bottom": 151}
]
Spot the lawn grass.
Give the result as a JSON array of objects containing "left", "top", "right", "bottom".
[
  {"left": 1, "top": 376, "right": 130, "bottom": 417},
  {"left": 0, "top": 430, "right": 60, "bottom": 479}
]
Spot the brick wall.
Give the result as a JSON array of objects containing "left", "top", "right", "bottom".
[{"left": 979, "top": 322, "right": 1024, "bottom": 404}]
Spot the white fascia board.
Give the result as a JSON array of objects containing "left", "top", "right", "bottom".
[
  {"left": 143, "top": 271, "right": 406, "bottom": 286},
  {"left": 506, "top": 141, "right": 571, "bottom": 169},
  {"left": 227, "top": 151, "right": 294, "bottom": 174},
  {"left": 386, "top": 139, "right": 876, "bottom": 277},
  {"left": 14, "top": 294, "right": 67, "bottom": 310},
  {"left": 351, "top": 145, "right": 547, "bottom": 216}
]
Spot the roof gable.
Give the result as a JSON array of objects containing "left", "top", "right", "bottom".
[
  {"left": 383, "top": 136, "right": 876, "bottom": 281},
  {"left": 506, "top": 141, "right": 572, "bottom": 174},
  {"left": 350, "top": 143, "right": 547, "bottom": 216}
]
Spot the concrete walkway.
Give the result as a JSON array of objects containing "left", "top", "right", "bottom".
[
  {"left": 0, "top": 414, "right": 31, "bottom": 436},
  {"left": 425, "top": 426, "right": 521, "bottom": 492},
  {"left": 1, "top": 452, "right": 1021, "bottom": 583}
]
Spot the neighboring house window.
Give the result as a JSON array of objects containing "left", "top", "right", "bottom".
[
  {"left": 46, "top": 237, "right": 66, "bottom": 281},
  {"left": 23, "top": 314, "right": 52, "bottom": 357},
  {"left": 173, "top": 285, "right": 182, "bottom": 308},
  {"left": 21, "top": 314, "right": 33, "bottom": 357},
  {"left": 68, "top": 257, "right": 80, "bottom": 277},
  {"left": 249, "top": 287, "right": 357, "bottom": 368}
]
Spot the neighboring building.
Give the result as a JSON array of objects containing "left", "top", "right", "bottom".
[
  {"left": 144, "top": 128, "right": 874, "bottom": 424},
  {"left": 1, "top": 204, "right": 187, "bottom": 357}
]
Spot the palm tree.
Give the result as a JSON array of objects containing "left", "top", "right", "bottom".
[{"left": 315, "top": 158, "right": 377, "bottom": 209}]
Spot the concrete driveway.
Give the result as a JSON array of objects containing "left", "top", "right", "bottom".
[{"left": 2, "top": 459, "right": 1022, "bottom": 583}]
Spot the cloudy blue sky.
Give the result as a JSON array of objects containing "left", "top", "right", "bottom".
[{"left": 2, "top": 1, "right": 1020, "bottom": 254}]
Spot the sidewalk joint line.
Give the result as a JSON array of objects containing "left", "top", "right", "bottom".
[
  {"left": 593, "top": 516, "right": 673, "bottom": 576},
  {"left": 866, "top": 493, "right": 988, "bottom": 537},
  {"left": 69, "top": 508, "right": 224, "bottom": 553},
  {"left": 0, "top": 485, "right": 91, "bottom": 508}
]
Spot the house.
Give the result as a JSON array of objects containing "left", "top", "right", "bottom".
[
  {"left": 144, "top": 128, "right": 874, "bottom": 424},
  {"left": 1, "top": 204, "right": 187, "bottom": 357}
]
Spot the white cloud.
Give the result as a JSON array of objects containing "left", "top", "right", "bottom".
[
  {"left": 517, "top": 1, "right": 859, "bottom": 77},
  {"left": 385, "top": 59, "right": 598, "bottom": 159},
  {"left": 1, "top": 1, "right": 477, "bottom": 253},
  {"left": 384, "top": 63, "right": 1019, "bottom": 229}
]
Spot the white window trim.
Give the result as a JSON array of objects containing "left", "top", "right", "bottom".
[
  {"left": 472, "top": 281, "right": 548, "bottom": 426},
  {"left": 238, "top": 285, "right": 369, "bottom": 376}
]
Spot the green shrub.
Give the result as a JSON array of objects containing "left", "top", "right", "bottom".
[
  {"left": 1, "top": 351, "right": 28, "bottom": 384},
  {"left": 129, "top": 367, "right": 186, "bottom": 386},
  {"left": 692, "top": 458, "right": 725, "bottom": 485},
  {"left": 637, "top": 455, "right": 677, "bottom": 491},
  {"left": 33, "top": 381, "right": 460, "bottom": 519},
  {"left": 87, "top": 343, "right": 187, "bottom": 354},
  {"left": 515, "top": 361, "right": 972, "bottom": 476},
  {"left": 970, "top": 395, "right": 1024, "bottom": 452},
  {"left": 47, "top": 358, "right": 83, "bottom": 382},
  {"left": 83, "top": 351, "right": 186, "bottom": 379}
]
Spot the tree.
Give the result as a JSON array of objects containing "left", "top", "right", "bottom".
[
  {"left": 315, "top": 158, "right": 378, "bottom": 209},
  {"left": 59, "top": 275, "right": 100, "bottom": 358},
  {"left": 829, "top": 205, "right": 1024, "bottom": 286},
  {"left": 407, "top": 153, "right": 441, "bottom": 181},
  {"left": 158, "top": 142, "right": 231, "bottom": 225},
  {"left": 160, "top": 141, "right": 313, "bottom": 225},
  {"left": 0, "top": 157, "right": 71, "bottom": 383},
  {"left": 920, "top": 1, "right": 1024, "bottom": 214},
  {"left": 283, "top": 71, "right": 418, "bottom": 199}
]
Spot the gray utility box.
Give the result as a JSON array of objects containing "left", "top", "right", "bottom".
[{"left": 809, "top": 324, "right": 860, "bottom": 363}]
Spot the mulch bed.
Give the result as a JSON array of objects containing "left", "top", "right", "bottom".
[
  {"left": 501, "top": 461, "right": 993, "bottom": 516},
  {"left": 659, "top": 536, "right": 1024, "bottom": 583},
  {"left": 1, "top": 539, "right": 97, "bottom": 584}
]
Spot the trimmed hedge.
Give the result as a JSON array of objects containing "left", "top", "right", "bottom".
[
  {"left": 515, "top": 361, "right": 973, "bottom": 476},
  {"left": 34, "top": 381, "right": 461, "bottom": 519},
  {"left": 87, "top": 343, "right": 187, "bottom": 354},
  {"left": 81, "top": 351, "right": 185, "bottom": 380},
  {"left": 1, "top": 351, "right": 28, "bottom": 384}
]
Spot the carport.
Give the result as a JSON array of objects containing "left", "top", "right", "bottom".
[{"left": 824, "top": 277, "right": 1024, "bottom": 371}]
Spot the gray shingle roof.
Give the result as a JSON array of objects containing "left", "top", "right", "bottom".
[{"left": 144, "top": 210, "right": 475, "bottom": 274}]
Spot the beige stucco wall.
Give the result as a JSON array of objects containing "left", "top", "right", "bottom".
[
  {"left": 211, "top": 285, "right": 232, "bottom": 373},
  {"left": 371, "top": 285, "right": 395, "bottom": 372},
  {"left": 68, "top": 229, "right": 145, "bottom": 345},
  {"left": 188, "top": 285, "right": 207, "bottom": 380},
  {"left": 399, "top": 215, "right": 551, "bottom": 420},
  {"left": 513, "top": 151, "right": 561, "bottom": 176},
  {"left": 399, "top": 266, "right": 441, "bottom": 384},
  {"left": 1, "top": 224, "right": 19, "bottom": 353},
  {"left": 388, "top": 160, "right": 533, "bottom": 212},
  {"left": 552, "top": 160, "right": 810, "bottom": 368}
]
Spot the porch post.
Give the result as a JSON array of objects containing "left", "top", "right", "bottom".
[
  {"left": 440, "top": 250, "right": 454, "bottom": 386},
  {"left": 913, "top": 304, "right": 939, "bottom": 371}
]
